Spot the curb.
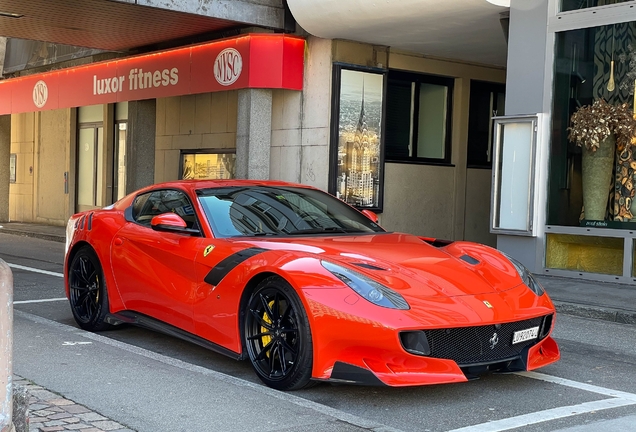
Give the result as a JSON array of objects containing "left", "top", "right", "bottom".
[
  {"left": 553, "top": 300, "right": 636, "bottom": 325},
  {"left": 0, "top": 229, "right": 64, "bottom": 244}
]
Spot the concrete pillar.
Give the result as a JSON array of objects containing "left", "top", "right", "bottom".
[
  {"left": 236, "top": 89, "right": 272, "bottom": 180},
  {"left": 0, "top": 260, "right": 14, "bottom": 432},
  {"left": 0, "top": 115, "right": 10, "bottom": 223},
  {"left": 125, "top": 100, "right": 156, "bottom": 193}
]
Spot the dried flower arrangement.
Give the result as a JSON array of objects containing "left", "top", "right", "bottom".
[{"left": 568, "top": 99, "right": 636, "bottom": 152}]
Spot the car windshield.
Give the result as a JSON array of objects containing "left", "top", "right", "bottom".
[{"left": 197, "top": 186, "right": 385, "bottom": 238}]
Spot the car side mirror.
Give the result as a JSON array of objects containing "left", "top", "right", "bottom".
[
  {"left": 150, "top": 213, "right": 199, "bottom": 235},
  {"left": 361, "top": 209, "right": 379, "bottom": 223}
]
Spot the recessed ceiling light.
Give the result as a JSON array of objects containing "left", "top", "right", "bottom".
[
  {"left": 0, "top": 11, "right": 23, "bottom": 18},
  {"left": 487, "top": 0, "right": 510, "bottom": 6}
]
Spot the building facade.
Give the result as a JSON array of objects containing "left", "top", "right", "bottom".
[
  {"left": 0, "top": 0, "right": 508, "bottom": 256},
  {"left": 494, "top": 0, "right": 636, "bottom": 284}
]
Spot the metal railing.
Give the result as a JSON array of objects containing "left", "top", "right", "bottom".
[{"left": 0, "top": 259, "right": 14, "bottom": 432}]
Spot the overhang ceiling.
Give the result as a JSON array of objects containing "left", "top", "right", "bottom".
[
  {"left": 287, "top": 0, "right": 509, "bottom": 67},
  {"left": 0, "top": 0, "right": 250, "bottom": 52}
]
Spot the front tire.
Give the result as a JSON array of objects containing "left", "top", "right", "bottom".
[
  {"left": 244, "top": 276, "right": 314, "bottom": 390},
  {"left": 68, "top": 246, "right": 110, "bottom": 331}
]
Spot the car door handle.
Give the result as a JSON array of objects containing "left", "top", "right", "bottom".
[{"left": 114, "top": 237, "right": 124, "bottom": 246}]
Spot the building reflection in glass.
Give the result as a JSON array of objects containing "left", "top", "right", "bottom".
[{"left": 336, "top": 70, "right": 383, "bottom": 208}]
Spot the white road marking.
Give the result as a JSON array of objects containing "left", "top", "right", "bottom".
[
  {"left": 447, "top": 399, "right": 636, "bottom": 432},
  {"left": 7, "top": 263, "right": 63, "bottom": 278},
  {"left": 518, "top": 371, "right": 636, "bottom": 402},
  {"left": 62, "top": 341, "right": 92, "bottom": 346},
  {"left": 14, "top": 298, "right": 67, "bottom": 304},
  {"left": 448, "top": 371, "right": 636, "bottom": 431}
]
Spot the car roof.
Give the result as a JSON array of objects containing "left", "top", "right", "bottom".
[{"left": 143, "top": 179, "right": 317, "bottom": 195}]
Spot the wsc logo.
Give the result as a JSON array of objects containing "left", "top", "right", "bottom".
[
  {"left": 214, "top": 48, "right": 242, "bottom": 86},
  {"left": 33, "top": 80, "right": 48, "bottom": 108}
]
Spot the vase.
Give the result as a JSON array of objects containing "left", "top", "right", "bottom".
[{"left": 582, "top": 134, "right": 615, "bottom": 221}]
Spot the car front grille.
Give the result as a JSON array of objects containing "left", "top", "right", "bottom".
[{"left": 422, "top": 315, "right": 551, "bottom": 366}]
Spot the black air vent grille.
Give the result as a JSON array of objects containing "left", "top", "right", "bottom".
[{"left": 422, "top": 316, "right": 550, "bottom": 366}]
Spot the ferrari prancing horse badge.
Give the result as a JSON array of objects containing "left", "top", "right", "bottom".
[{"left": 203, "top": 245, "right": 215, "bottom": 257}]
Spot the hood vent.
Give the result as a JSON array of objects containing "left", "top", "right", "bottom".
[
  {"left": 460, "top": 255, "right": 480, "bottom": 265},
  {"left": 353, "top": 262, "right": 386, "bottom": 271}
]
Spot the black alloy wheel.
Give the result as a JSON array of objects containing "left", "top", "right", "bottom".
[
  {"left": 244, "top": 276, "right": 314, "bottom": 391},
  {"left": 68, "top": 246, "right": 110, "bottom": 331}
]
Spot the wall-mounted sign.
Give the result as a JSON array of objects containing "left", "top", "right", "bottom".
[
  {"left": 0, "top": 34, "right": 305, "bottom": 115},
  {"left": 491, "top": 115, "right": 541, "bottom": 236}
]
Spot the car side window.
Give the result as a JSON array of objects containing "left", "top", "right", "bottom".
[{"left": 131, "top": 189, "right": 200, "bottom": 231}]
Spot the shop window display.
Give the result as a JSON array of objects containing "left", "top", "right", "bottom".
[
  {"left": 180, "top": 150, "right": 236, "bottom": 180},
  {"left": 550, "top": 21, "right": 636, "bottom": 228}
]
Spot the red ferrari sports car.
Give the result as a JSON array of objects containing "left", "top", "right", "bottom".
[{"left": 64, "top": 180, "right": 559, "bottom": 390}]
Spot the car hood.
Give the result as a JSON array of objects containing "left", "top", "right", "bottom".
[{"left": 236, "top": 232, "right": 523, "bottom": 299}]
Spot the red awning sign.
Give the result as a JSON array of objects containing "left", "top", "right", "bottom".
[{"left": 0, "top": 34, "right": 305, "bottom": 115}]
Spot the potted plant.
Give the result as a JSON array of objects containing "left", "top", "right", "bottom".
[{"left": 568, "top": 99, "right": 636, "bottom": 220}]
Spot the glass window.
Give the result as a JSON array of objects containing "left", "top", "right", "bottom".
[
  {"left": 467, "top": 81, "right": 506, "bottom": 168},
  {"left": 197, "top": 186, "right": 385, "bottom": 238},
  {"left": 385, "top": 70, "right": 453, "bottom": 164},
  {"left": 180, "top": 150, "right": 236, "bottom": 180},
  {"left": 561, "top": 0, "right": 631, "bottom": 12},
  {"left": 132, "top": 189, "right": 199, "bottom": 230},
  {"left": 550, "top": 21, "right": 636, "bottom": 228}
]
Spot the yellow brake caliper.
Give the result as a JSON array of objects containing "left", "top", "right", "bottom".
[{"left": 261, "top": 300, "right": 276, "bottom": 356}]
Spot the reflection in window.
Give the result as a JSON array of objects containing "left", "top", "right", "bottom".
[
  {"left": 180, "top": 151, "right": 236, "bottom": 180},
  {"left": 467, "top": 81, "right": 506, "bottom": 168},
  {"left": 198, "top": 186, "right": 385, "bottom": 238}
]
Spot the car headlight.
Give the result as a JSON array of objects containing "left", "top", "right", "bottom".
[
  {"left": 321, "top": 261, "right": 410, "bottom": 310},
  {"left": 502, "top": 253, "right": 545, "bottom": 296}
]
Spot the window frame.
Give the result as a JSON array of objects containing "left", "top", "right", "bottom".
[
  {"left": 384, "top": 69, "right": 454, "bottom": 166},
  {"left": 467, "top": 80, "right": 506, "bottom": 169},
  {"left": 328, "top": 63, "right": 387, "bottom": 213}
]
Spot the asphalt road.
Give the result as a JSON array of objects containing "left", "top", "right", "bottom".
[{"left": 2, "top": 232, "right": 636, "bottom": 432}]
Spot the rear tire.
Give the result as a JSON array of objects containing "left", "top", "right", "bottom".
[
  {"left": 68, "top": 246, "right": 110, "bottom": 331},
  {"left": 244, "top": 276, "right": 314, "bottom": 390}
]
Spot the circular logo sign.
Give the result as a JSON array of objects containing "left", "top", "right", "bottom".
[
  {"left": 214, "top": 48, "right": 243, "bottom": 86},
  {"left": 32, "top": 80, "right": 49, "bottom": 108}
]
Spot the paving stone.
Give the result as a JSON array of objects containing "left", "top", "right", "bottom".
[
  {"left": 29, "top": 423, "right": 45, "bottom": 431},
  {"left": 76, "top": 413, "right": 107, "bottom": 422},
  {"left": 48, "top": 413, "right": 74, "bottom": 420},
  {"left": 63, "top": 418, "right": 81, "bottom": 424},
  {"left": 49, "top": 399, "right": 75, "bottom": 406},
  {"left": 79, "top": 429, "right": 105, "bottom": 432},
  {"left": 90, "top": 421, "right": 124, "bottom": 431},
  {"left": 63, "top": 405, "right": 92, "bottom": 415},
  {"left": 43, "top": 420, "right": 67, "bottom": 427},
  {"left": 30, "top": 390, "right": 60, "bottom": 401},
  {"left": 29, "top": 404, "right": 51, "bottom": 411},
  {"left": 32, "top": 410, "right": 56, "bottom": 417},
  {"left": 41, "top": 427, "right": 66, "bottom": 432},
  {"left": 62, "top": 424, "right": 91, "bottom": 430}
]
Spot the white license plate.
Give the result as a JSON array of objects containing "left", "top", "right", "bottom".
[{"left": 512, "top": 326, "right": 539, "bottom": 344}]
